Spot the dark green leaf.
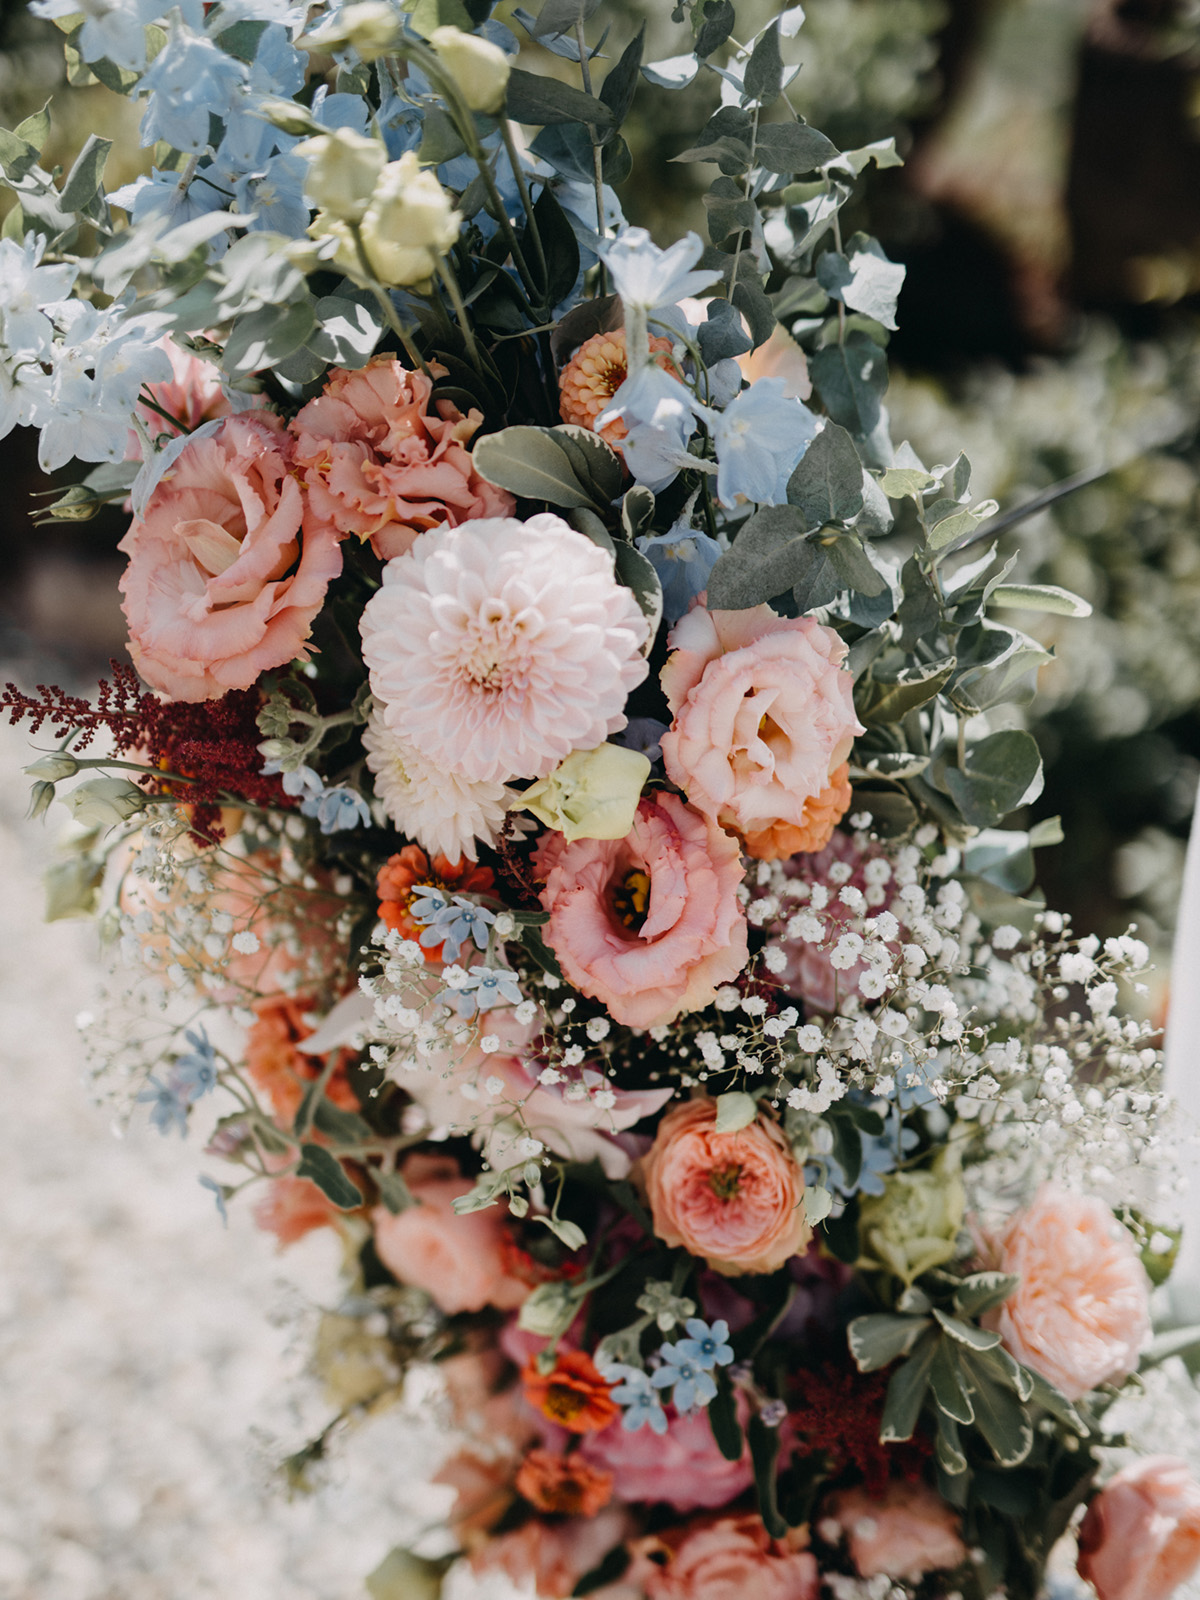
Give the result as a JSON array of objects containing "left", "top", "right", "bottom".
[
  {"left": 880, "top": 1328, "right": 938, "bottom": 1442},
  {"left": 730, "top": 267, "right": 776, "bottom": 347},
  {"left": 792, "top": 542, "right": 843, "bottom": 613},
  {"left": 953, "top": 1271, "right": 1020, "bottom": 1319},
  {"left": 620, "top": 484, "right": 655, "bottom": 541},
  {"left": 748, "top": 1415, "right": 787, "bottom": 1538},
  {"left": 313, "top": 1097, "right": 373, "bottom": 1144},
  {"left": 821, "top": 1196, "right": 860, "bottom": 1262},
  {"left": 695, "top": 0, "right": 736, "bottom": 57},
  {"left": 809, "top": 331, "right": 887, "bottom": 437},
  {"left": 857, "top": 658, "right": 956, "bottom": 726},
  {"left": 554, "top": 426, "right": 622, "bottom": 505},
  {"left": 824, "top": 534, "right": 888, "bottom": 596},
  {"left": 315, "top": 295, "right": 383, "bottom": 366},
  {"left": 787, "top": 424, "right": 863, "bottom": 527},
  {"left": 531, "top": 0, "right": 603, "bottom": 37},
  {"left": 567, "top": 507, "right": 617, "bottom": 556},
  {"left": 944, "top": 729, "right": 1043, "bottom": 830},
  {"left": 959, "top": 1349, "right": 1034, "bottom": 1466},
  {"left": 222, "top": 300, "right": 316, "bottom": 376},
  {"left": 743, "top": 20, "right": 784, "bottom": 105},
  {"left": 755, "top": 120, "right": 839, "bottom": 175},
  {"left": 930, "top": 1339, "right": 975, "bottom": 1424},
  {"left": 705, "top": 178, "right": 758, "bottom": 247},
  {"left": 972, "top": 1466, "right": 1037, "bottom": 1516},
  {"left": 847, "top": 1312, "right": 932, "bottom": 1372},
  {"left": 1024, "top": 1367, "right": 1087, "bottom": 1435},
  {"left": 598, "top": 25, "right": 643, "bottom": 139},
  {"left": 0, "top": 124, "right": 41, "bottom": 183},
  {"left": 294, "top": 1074, "right": 323, "bottom": 1138},
  {"left": 614, "top": 539, "right": 663, "bottom": 648},
  {"left": 932, "top": 1309, "right": 1003, "bottom": 1351},
  {"left": 709, "top": 1371, "right": 744, "bottom": 1460},
  {"left": 376, "top": 1169, "right": 417, "bottom": 1215},
  {"left": 473, "top": 426, "right": 596, "bottom": 508},
  {"left": 572, "top": 1544, "right": 631, "bottom": 1597},
  {"left": 697, "top": 297, "right": 752, "bottom": 363},
  {"left": 296, "top": 1143, "right": 364, "bottom": 1210},
  {"left": 419, "top": 106, "right": 467, "bottom": 165},
  {"left": 521, "top": 926, "right": 566, "bottom": 980},
  {"left": 506, "top": 67, "right": 616, "bottom": 127},
  {"left": 971, "top": 1342, "right": 1035, "bottom": 1403},
  {"left": 935, "top": 1410, "right": 967, "bottom": 1476},
  {"left": 531, "top": 183, "right": 581, "bottom": 307},
  {"left": 706, "top": 505, "right": 812, "bottom": 609}
]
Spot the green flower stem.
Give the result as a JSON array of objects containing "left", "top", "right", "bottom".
[
  {"left": 499, "top": 116, "right": 547, "bottom": 290},
  {"left": 347, "top": 222, "right": 432, "bottom": 378},
  {"left": 436, "top": 255, "right": 480, "bottom": 370},
  {"left": 575, "top": 17, "right": 608, "bottom": 296}
]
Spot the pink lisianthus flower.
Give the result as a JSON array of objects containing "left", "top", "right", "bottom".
[
  {"left": 126, "top": 336, "right": 232, "bottom": 459},
  {"left": 535, "top": 792, "right": 749, "bottom": 1029},
  {"left": 360, "top": 512, "right": 649, "bottom": 784},
  {"left": 1077, "top": 1457, "right": 1200, "bottom": 1600},
  {"left": 118, "top": 412, "right": 343, "bottom": 701},
  {"left": 820, "top": 1480, "right": 967, "bottom": 1582},
  {"left": 986, "top": 1182, "right": 1151, "bottom": 1401},
  {"left": 371, "top": 1152, "right": 530, "bottom": 1316},
  {"left": 659, "top": 603, "right": 862, "bottom": 859},
  {"left": 288, "top": 357, "right": 515, "bottom": 560},
  {"left": 641, "top": 1097, "right": 811, "bottom": 1276},
  {"left": 628, "top": 1514, "right": 819, "bottom": 1600},
  {"left": 579, "top": 1396, "right": 754, "bottom": 1511}
]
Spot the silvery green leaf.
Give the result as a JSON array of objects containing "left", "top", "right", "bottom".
[
  {"left": 59, "top": 133, "right": 111, "bottom": 212},
  {"left": 715, "top": 1091, "right": 757, "bottom": 1133},
  {"left": 131, "top": 419, "right": 224, "bottom": 521},
  {"left": 828, "top": 137, "right": 904, "bottom": 176},
  {"left": 506, "top": 67, "right": 615, "bottom": 126},
  {"left": 642, "top": 52, "right": 699, "bottom": 88},
  {"left": 555, "top": 425, "right": 623, "bottom": 505},
  {"left": 944, "top": 729, "right": 1043, "bottom": 829},
  {"left": 473, "top": 426, "right": 596, "bottom": 508},
  {"left": 314, "top": 296, "right": 382, "bottom": 367},
  {"left": 856, "top": 658, "right": 956, "bottom": 726},
  {"left": 988, "top": 583, "right": 1093, "bottom": 617},
  {"left": 817, "top": 236, "right": 905, "bottom": 331},
  {"left": 743, "top": 19, "right": 783, "bottom": 106},
  {"left": 755, "top": 120, "right": 838, "bottom": 175},
  {"left": 375, "top": 1170, "right": 416, "bottom": 1215},
  {"left": 706, "top": 504, "right": 812, "bottom": 609},
  {"left": 932, "top": 1308, "right": 1003, "bottom": 1351},
  {"left": 530, "top": 0, "right": 603, "bottom": 37},
  {"left": 809, "top": 333, "right": 887, "bottom": 438},
  {"left": 847, "top": 1312, "right": 932, "bottom": 1373},
  {"left": 535, "top": 1215, "right": 587, "bottom": 1251},
  {"left": 787, "top": 423, "right": 864, "bottom": 527}
]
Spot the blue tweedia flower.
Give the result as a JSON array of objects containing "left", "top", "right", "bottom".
[
  {"left": 709, "top": 379, "right": 820, "bottom": 509},
  {"left": 651, "top": 1344, "right": 718, "bottom": 1413},
  {"left": 173, "top": 1027, "right": 218, "bottom": 1103},
  {"left": 600, "top": 227, "right": 722, "bottom": 312},
  {"left": 601, "top": 1365, "right": 669, "bottom": 1435},
  {"left": 263, "top": 761, "right": 323, "bottom": 801},
  {"left": 809, "top": 1103, "right": 919, "bottom": 1201},
  {"left": 438, "top": 966, "right": 523, "bottom": 1017},
  {"left": 414, "top": 895, "right": 496, "bottom": 962},
  {"left": 410, "top": 884, "right": 453, "bottom": 922},
  {"left": 674, "top": 1317, "right": 734, "bottom": 1371},
  {"left": 137, "top": 1075, "right": 189, "bottom": 1137},
  {"left": 308, "top": 785, "right": 372, "bottom": 835},
  {"left": 198, "top": 1174, "right": 228, "bottom": 1226},
  {"left": 637, "top": 523, "right": 722, "bottom": 623}
]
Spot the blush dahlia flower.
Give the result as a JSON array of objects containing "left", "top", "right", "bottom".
[
  {"left": 362, "top": 704, "right": 514, "bottom": 861},
  {"left": 360, "top": 513, "right": 649, "bottom": 785}
]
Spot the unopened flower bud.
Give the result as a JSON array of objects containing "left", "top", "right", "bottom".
[
  {"left": 295, "top": 128, "right": 386, "bottom": 223},
  {"left": 429, "top": 25, "right": 511, "bottom": 115},
  {"left": 27, "top": 780, "right": 56, "bottom": 819},
  {"left": 25, "top": 752, "right": 80, "bottom": 781},
  {"left": 64, "top": 776, "right": 147, "bottom": 828},
  {"left": 520, "top": 743, "right": 651, "bottom": 842},
  {"left": 298, "top": 0, "right": 400, "bottom": 61},
  {"left": 354, "top": 152, "right": 461, "bottom": 288}
]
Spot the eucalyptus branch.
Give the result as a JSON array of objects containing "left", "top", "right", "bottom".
[
  {"left": 575, "top": 18, "right": 608, "bottom": 296},
  {"left": 499, "top": 118, "right": 547, "bottom": 289}
]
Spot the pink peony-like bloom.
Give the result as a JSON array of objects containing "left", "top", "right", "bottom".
[
  {"left": 119, "top": 412, "right": 343, "bottom": 701},
  {"left": 821, "top": 1479, "right": 967, "bottom": 1583},
  {"left": 1077, "top": 1457, "right": 1200, "bottom": 1600},
  {"left": 471, "top": 1507, "right": 633, "bottom": 1600},
  {"left": 372, "top": 1152, "right": 530, "bottom": 1316},
  {"left": 988, "top": 1182, "right": 1150, "bottom": 1401},
  {"left": 536, "top": 792, "right": 749, "bottom": 1029},
  {"left": 360, "top": 512, "right": 649, "bottom": 784},
  {"left": 288, "top": 357, "right": 514, "bottom": 560},
  {"left": 126, "top": 336, "right": 232, "bottom": 459},
  {"left": 659, "top": 603, "right": 862, "bottom": 857},
  {"left": 641, "top": 1097, "right": 810, "bottom": 1276},
  {"left": 580, "top": 1397, "right": 753, "bottom": 1511},
  {"left": 629, "top": 1514, "right": 819, "bottom": 1600}
]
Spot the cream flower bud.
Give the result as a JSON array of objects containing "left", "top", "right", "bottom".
[
  {"left": 429, "top": 25, "right": 512, "bottom": 115},
  {"left": 520, "top": 743, "right": 651, "bottom": 842},
  {"left": 64, "top": 776, "right": 147, "bottom": 828},
  {"left": 357, "top": 152, "right": 462, "bottom": 288},
  {"left": 295, "top": 128, "right": 385, "bottom": 223},
  {"left": 299, "top": 0, "right": 400, "bottom": 61},
  {"left": 24, "top": 752, "right": 80, "bottom": 781}
]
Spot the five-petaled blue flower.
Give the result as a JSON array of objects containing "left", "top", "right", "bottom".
[
  {"left": 198, "top": 1174, "right": 229, "bottom": 1227},
  {"left": 137, "top": 1075, "right": 189, "bottom": 1137},
  {"left": 438, "top": 966, "right": 523, "bottom": 1017},
  {"left": 307, "top": 785, "right": 372, "bottom": 834},
  {"left": 411, "top": 891, "right": 496, "bottom": 962},
  {"left": 601, "top": 1365, "right": 669, "bottom": 1434},
  {"left": 173, "top": 1026, "right": 218, "bottom": 1103},
  {"left": 674, "top": 1317, "right": 735, "bottom": 1371},
  {"left": 651, "top": 1343, "right": 718, "bottom": 1413},
  {"left": 638, "top": 523, "right": 722, "bottom": 623}
]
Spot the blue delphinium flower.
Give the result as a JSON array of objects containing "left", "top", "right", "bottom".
[
  {"left": 600, "top": 228, "right": 721, "bottom": 312},
  {"left": 674, "top": 1317, "right": 735, "bottom": 1371},
  {"left": 173, "top": 1026, "right": 218, "bottom": 1103},
  {"left": 600, "top": 366, "right": 702, "bottom": 494},
  {"left": 709, "top": 379, "right": 820, "bottom": 509},
  {"left": 137, "top": 1075, "right": 189, "bottom": 1136},
  {"left": 601, "top": 1365, "right": 669, "bottom": 1434},
  {"left": 139, "top": 20, "right": 248, "bottom": 154},
  {"left": 651, "top": 1344, "right": 718, "bottom": 1413},
  {"left": 637, "top": 523, "right": 721, "bottom": 623}
]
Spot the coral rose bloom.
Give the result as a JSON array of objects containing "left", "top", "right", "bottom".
[
  {"left": 823, "top": 1480, "right": 966, "bottom": 1582},
  {"left": 372, "top": 1153, "right": 529, "bottom": 1316},
  {"left": 536, "top": 792, "right": 749, "bottom": 1029},
  {"left": 990, "top": 1182, "right": 1150, "bottom": 1401},
  {"left": 642, "top": 1098, "right": 810, "bottom": 1276},
  {"left": 288, "top": 357, "right": 514, "bottom": 561},
  {"left": 361, "top": 513, "right": 648, "bottom": 785},
  {"left": 1078, "top": 1457, "right": 1200, "bottom": 1600},
  {"left": 660, "top": 603, "right": 862, "bottom": 859},
  {"left": 629, "top": 1514, "right": 819, "bottom": 1600},
  {"left": 119, "top": 412, "right": 342, "bottom": 701}
]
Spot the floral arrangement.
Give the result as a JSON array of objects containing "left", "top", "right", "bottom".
[{"left": 4, "top": 2, "right": 1200, "bottom": 1598}]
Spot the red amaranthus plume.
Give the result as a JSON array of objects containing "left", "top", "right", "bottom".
[{"left": 789, "top": 1363, "right": 932, "bottom": 1495}]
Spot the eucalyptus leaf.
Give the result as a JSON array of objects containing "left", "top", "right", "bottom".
[
  {"left": 857, "top": 658, "right": 956, "bottom": 726},
  {"left": 530, "top": 0, "right": 603, "bottom": 36},
  {"left": 706, "top": 504, "right": 812, "bottom": 609},
  {"left": 614, "top": 539, "right": 663, "bottom": 651},
  {"left": 694, "top": 0, "right": 736, "bottom": 58},
  {"left": 787, "top": 424, "right": 863, "bottom": 527},
  {"left": 988, "top": 583, "right": 1093, "bottom": 617},
  {"left": 554, "top": 424, "right": 623, "bottom": 505},
  {"left": 755, "top": 121, "right": 839, "bottom": 175},
  {"left": 296, "top": 1143, "right": 364, "bottom": 1210},
  {"left": 473, "top": 426, "right": 596, "bottom": 508},
  {"left": 312, "top": 1097, "right": 372, "bottom": 1144},
  {"left": 506, "top": 67, "right": 615, "bottom": 127},
  {"left": 376, "top": 1168, "right": 417, "bottom": 1214},
  {"left": 944, "top": 729, "right": 1043, "bottom": 830},
  {"left": 817, "top": 237, "right": 905, "bottom": 331},
  {"left": 743, "top": 20, "right": 784, "bottom": 106},
  {"left": 809, "top": 332, "right": 887, "bottom": 438},
  {"left": 598, "top": 25, "right": 644, "bottom": 137}
]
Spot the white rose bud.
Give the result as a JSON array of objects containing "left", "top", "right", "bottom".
[
  {"left": 357, "top": 152, "right": 462, "bottom": 288},
  {"left": 24, "top": 752, "right": 80, "bottom": 781},
  {"left": 520, "top": 743, "right": 651, "bottom": 842},
  {"left": 64, "top": 776, "right": 147, "bottom": 828},
  {"left": 299, "top": 1, "right": 400, "bottom": 62},
  {"left": 429, "top": 25, "right": 512, "bottom": 116},
  {"left": 295, "top": 128, "right": 385, "bottom": 223}
]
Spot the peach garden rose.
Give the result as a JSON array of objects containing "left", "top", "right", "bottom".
[
  {"left": 641, "top": 1098, "right": 810, "bottom": 1276},
  {"left": 1077, "top": 1457, "right": 1200, "bottom": 1600},
  {"left": 821, "top": 1479, "right": 967, "bottom": 1583},
  {"left": 628, "top": 1513, "right": 819, "bottom": 1600}
]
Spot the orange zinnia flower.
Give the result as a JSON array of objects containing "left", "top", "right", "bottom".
[
  {"left": 376, "top": 845, "right": 495, "bottom": 961},
  {"left": 559, "top": 329, "right": 676, "bottom": 446},
  {"left": 522, "top": 1350, "right": 620, "bottom": 1434},
  {"left": 740, "top": 761, "right": 853, "bottom": 861},
  {"left": 245, "top": 993, "right": 360, "bottom": 1122},
  {"left": 515, "top": 1448, "right": 614, "bottom": 1516}
]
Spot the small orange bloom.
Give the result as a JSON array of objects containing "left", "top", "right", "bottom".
[
  {"left": 522, "top": 1350, "right": 620, "bottom": 1434},
  {"left": 246, "top": 994, "right": 360, "bottom": 1122},
  {"left": 253, "top": 1175, "right": 341, "bottom": 1248},
  {"left": 559, "top": 329, "right": 676, "bottom": 446},
  {"left": 376, "top": 845, "right": 496, "bottom": 961},
  {"left": 516, "top": 1448, "right": 614, "bottom": 1516},
  {"left": 741, "top": 762, "right": 853, "bottom": 861}
]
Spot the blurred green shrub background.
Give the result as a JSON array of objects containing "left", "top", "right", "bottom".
[{"left": 4, "top": 0, "right": 1200, "bottom": 968}]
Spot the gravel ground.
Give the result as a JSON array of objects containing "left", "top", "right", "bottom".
[{"left": 0, "top": 716, "right": 450, "bottom": 1600}]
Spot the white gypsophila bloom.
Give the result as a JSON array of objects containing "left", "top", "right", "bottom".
[{"left": 362, "top": 704, "right": 515, "bottom": 861}]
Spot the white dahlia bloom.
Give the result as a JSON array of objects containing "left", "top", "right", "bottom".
[
  {"left": 359, "top": 513, "right": 650, "bottom": 785},
  {"left": 363, "top": 706, "right": 513, "bottom": 862}
]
